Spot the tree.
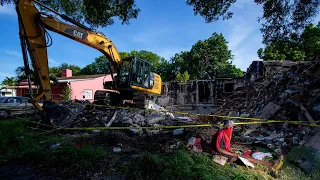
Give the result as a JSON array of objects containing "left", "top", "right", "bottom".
[
  {"left": 120, "top": 50, "right": 162, "bottom": 72},
  {"left": 3, "top": 0, "right": 319, "bottom": 44},
  {"left": 15, "top": 66, "right": 39, "bottom": 85},
  {"left": 175, "top": 71, "right": 190, "bottom": 82},
  {"left": 60, "top": 85, "right": 73, "bottom": 101},
  {"left": 184, "top": 32, "right": 234, "bottom": 79},
  {"left": 1, "top": 0, "right": 140, "bottom": 29},
  {"left": 301, "top": 23, "right": 320, "bottom": 61},
  {"left": 161, "top": 33, "right": 242, "bottom": 81},
  {"left": 257, "top": 43, "right": 305, "bottom": 61},
  {"left": 156, "top": 59, "right": 177, "bottom": 82},
  {"left": 1, "top": 77, "right": 17, "bottom": 86},
  {"left": 59, "top": 63, "right": 82, "bottom": 76},
  {"left": 80, "top": 56, "right": 111, "bottom": 75},
  {"left": 187, "top": 0, "right": 320, "bottom": 45},
  {"left": 215, "top": 62, "right": 244, "bottom": 78},
  {"left": 258, "top": 22, "right": 320, "bottom": 61}
]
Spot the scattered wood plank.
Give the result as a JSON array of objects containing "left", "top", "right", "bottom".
[{"left": 299, "top": 104, "right": 315, "bottom": 124}]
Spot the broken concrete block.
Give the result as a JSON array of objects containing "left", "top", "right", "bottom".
[
  {"left": 121, "top": 117, "right": 133, "bottom": 125},
  {"left": 132, "top": 114, "right": 146, "bottom": 126},
  {"left": 147, "top": 113, "right": 166, "bottom": 125},
  {"left": 257, "top": 102, "right": 281, "bottom": 119},
  {"left": 130, "top": 128, "right": 143, "bottom": 135}
]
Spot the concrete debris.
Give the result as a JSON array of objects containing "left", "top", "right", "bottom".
[
  {"left": 258, "top": 102, "right": 281, "bottom": 120},
  {"left": 215, "top": 62, "right": 320, "bottom": 149},
  {"left": 130, "top": 128, "right": 143, "bottom": 135},
  {"left": 48, "top": 100, "right": 185, "bottom": 135},
  {"left": 214, "top": 62, "right": 320, "bottom": 125}
]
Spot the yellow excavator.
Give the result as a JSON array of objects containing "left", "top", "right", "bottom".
[{"left": 14, "top": 0, "right": 162, "bottom": 123}]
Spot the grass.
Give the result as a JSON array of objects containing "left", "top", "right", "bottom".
[
  {"left": 0, "top": 119, "right": 110, "bottom": 178},
  {"left": 1, "top": 119, "right": 320, "bottom": 179},
  {"left": 121, "top": 150, "right": 273, "bottom": 180}
]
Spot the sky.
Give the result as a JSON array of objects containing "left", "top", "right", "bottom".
[{"left": 0, "top": 0, "right": 319, "bottom": 83}]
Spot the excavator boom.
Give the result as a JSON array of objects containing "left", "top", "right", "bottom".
[{"left": 14, "top": 0, "right": 162, "bottom": 123}]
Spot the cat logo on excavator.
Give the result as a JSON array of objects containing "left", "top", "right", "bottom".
[{"left": 64, "top": 28, "right": 88, "bottom": 40}]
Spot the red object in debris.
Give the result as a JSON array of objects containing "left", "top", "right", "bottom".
[
  {"left": 74, "top": 143, "right": 84, "bottom": 147},
  {"left": 244, "top": 150, "right": 251, "bottom": 156},
  {"left": 187, "top": 137, "right": 203, "bottom": 152},
  {"left": 254, "top": 149, "right": 259, "bottom": 153}
]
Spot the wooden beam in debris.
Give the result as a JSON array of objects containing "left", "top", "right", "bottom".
[{"left": 299, "top": 104, "right": 315, "bottom": 124}]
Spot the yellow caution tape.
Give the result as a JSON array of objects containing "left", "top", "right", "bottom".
[
  {"left": 22, "top": 117, "right": 320, "bottom": 132},
  {"left": 19, "top": 102, "right": 319, "bottom": 131},
  {"left": 72, "top": 102, "right": 319, "bottom": 123}
]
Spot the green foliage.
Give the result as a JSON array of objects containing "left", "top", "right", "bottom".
[
  {"left": 80, "top": 55, "right": 111, "bottom": 75},
  {"left": 215, "top": 62, "right": 244, "bottom": 78},
  {"left": 0, "top": 0, "right": 140, "bottom": 29},
  {"left": 279, "top": 146, "right": 320, "bottom": 180},
  {"left": 123, "top": 150, "right": 271, "bottom": 180},
  {"left": 1, "top": 77, "right": 17, "bottom": 86},
  {"left": 120, "top": 50, "right": 162, "bottom": 72},
  {"left": 301, "top": 23, "right": 320, "bottom": 61},
  {"left": 60, "top": 85, "right": 72, "bottom": 101},
  {"left": 0, "top": 119, "right": 43, "bottom": 164},
  {"left": 168, "top": 33, "right": 240, "bottom": 80},
  {"left": 186, "top": 0, "right": 236, "bottom": 22},
  {"left": 258, "top": 22, "right": 320, "bottom": 61},
  {"left": 156, "top": 59, "right": 178, "bottom": 82},
  {"left": 186, "top": 0, "right": 320, "bottom": 45},
  {"left": 258, "top": 43, "right": 305, "bottom": 61},
  {"left": 0, "top": 119, "right": 107, "bottom": 177},
  {"left": 175, "top": 71, "right": 190, "bottom": 82},
  {"left": 2, "top": 0, "right": 319, "bottom": 46},
  {"left": 255, "top": 0, "right": 320, "bottom": 45},
  {"left": 15, "top": 66, "right": 40, "bottom": 86},
  {"left": 1, "top": 120, "right": 320, "bottom": 179},
  {"left": 59, "top": 63, "right": 82, "bottom": 76},
  {"left": 49, "top": 63, "right": 82, "bottom": 81}
]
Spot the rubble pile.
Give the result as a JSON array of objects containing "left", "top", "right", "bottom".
[
  {"left": 215, "top": 62, "right": 320, "bottom": 123},
  {"left": 213, "top": 62, "right": 320, "bottom": 152},
  {"left": 50, "top": 100, "right": 192, "bottom": 135}
]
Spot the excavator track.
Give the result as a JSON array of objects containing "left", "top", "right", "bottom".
[{"left": 93, "top": 90, "right": 150, "bottom": 109}]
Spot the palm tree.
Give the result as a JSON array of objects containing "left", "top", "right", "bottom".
[{"left": 1, "top": 77, "right": 17, "bottom": 86}]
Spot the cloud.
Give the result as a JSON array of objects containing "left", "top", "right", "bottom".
[
  {"left": 48, "top": 58, "right": 58, "bottom": 65},
  {"left": 0, "top": 4, "right": 15, "bottom": 16},
  {"left": 3, "top": 49, "right": 22, "bottom": 57},
  {"left": 225, "top": 17, "right": 257, "bottom": 71},
  {"left": 227, "top": 17, "right": 255, "bottom": 50}
]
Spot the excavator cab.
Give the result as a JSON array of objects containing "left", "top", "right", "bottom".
[
  {"left": 102, "top": 56, "right": 160, "bottom": 105},
  {"left": 116, "top": 57, "right": 153, "bottom": 89}
]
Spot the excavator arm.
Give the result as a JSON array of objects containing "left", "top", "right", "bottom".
[
  {"left": 16, "top": 0, "right": 123, "bottom": 108},
  {"left": 14, "top": 0, "right": 162, "bottom": 121}
]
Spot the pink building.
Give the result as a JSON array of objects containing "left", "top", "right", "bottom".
[{"left": 9, "top": 69, "right": 113, "bottom": 102}]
